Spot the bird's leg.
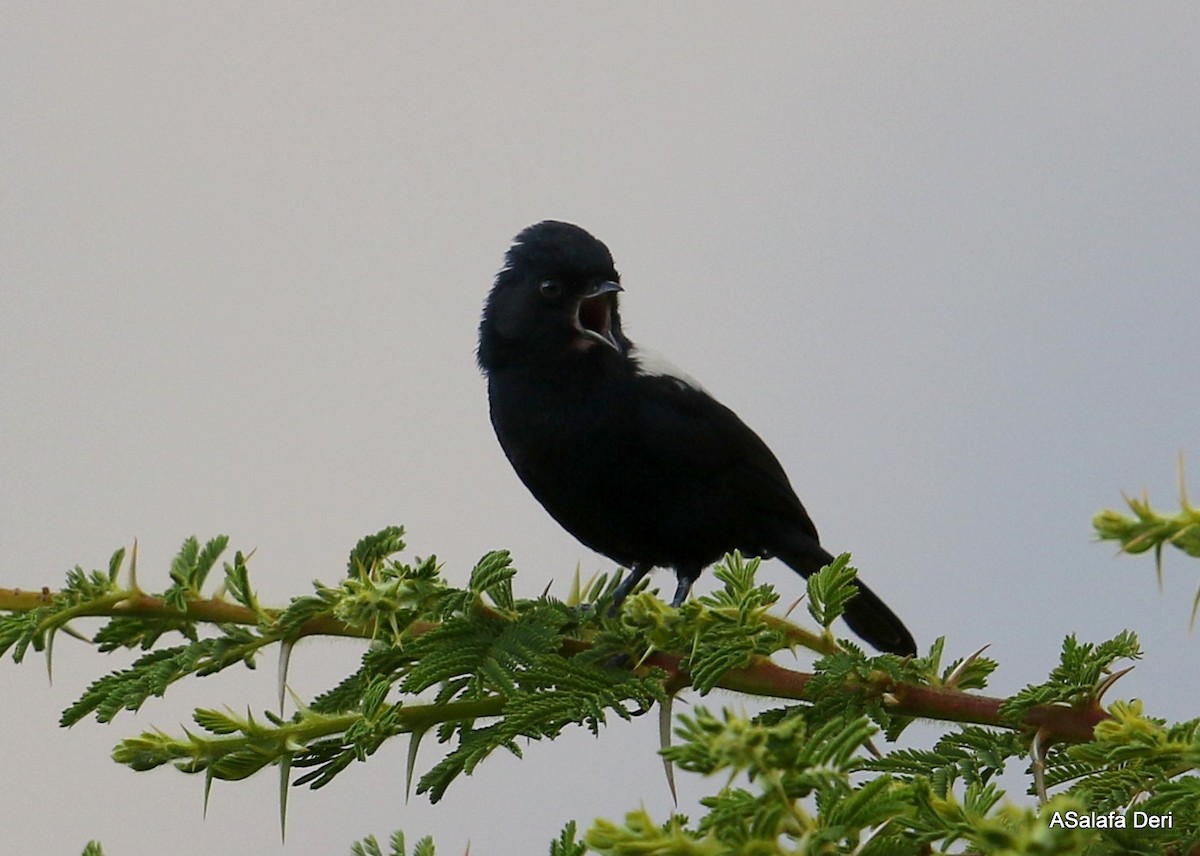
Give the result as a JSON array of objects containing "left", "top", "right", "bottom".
[
  {"left": 609, "top": 562, "right": 655, "bottom": 614},
  {"left": 669, "top": 569, "right": 700, "bottom": 608}
]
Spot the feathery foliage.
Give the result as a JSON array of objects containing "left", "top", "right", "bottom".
[{"left": 3, "top": 467, "right": 1199, "bottom": 854}]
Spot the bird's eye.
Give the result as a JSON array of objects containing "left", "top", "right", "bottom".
[{"left": 538, "top": 280, "right": 562, "bottom": 300}]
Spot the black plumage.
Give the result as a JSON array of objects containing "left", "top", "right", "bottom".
[{"left": 478, "top": 220, "right": 916, "bottom": 656}]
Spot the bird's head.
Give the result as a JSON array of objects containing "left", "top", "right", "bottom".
[{"left": 478, "top": 221, "right": 629, "bottom": 371}]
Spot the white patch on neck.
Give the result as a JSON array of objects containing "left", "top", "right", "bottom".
[{"left": 629, "top": 345, "right": 709, "bottom": 394}]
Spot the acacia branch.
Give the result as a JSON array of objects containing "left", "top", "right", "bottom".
[
  {"left": 638, "top": 650, "right": 1109, "bottom": 744},
  {"left": 0, "top": 585, "right": 374, "bottom": 640},
  {"left": 0, "top": 585, "right": 1107, "bottom": 745}
]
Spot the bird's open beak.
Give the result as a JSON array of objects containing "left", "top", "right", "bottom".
[{"left": 574, "top": 280, "right": 623, "bottom": 352}]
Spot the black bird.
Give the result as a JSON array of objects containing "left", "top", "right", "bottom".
[{"left": 477, "top": 221, "right": 916, "bottom": 656}]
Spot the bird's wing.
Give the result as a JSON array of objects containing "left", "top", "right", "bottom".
[{"left": 629, "top": 373, "right": 821, "bottom": 541}]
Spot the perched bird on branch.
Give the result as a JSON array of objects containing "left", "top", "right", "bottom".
[{"left": 478, "top": 220, "right": 916, "bottom": 656}]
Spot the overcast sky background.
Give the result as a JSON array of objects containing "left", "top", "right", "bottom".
[{"left": 2, "top": 4, "right": 1198, "bottom": 854}]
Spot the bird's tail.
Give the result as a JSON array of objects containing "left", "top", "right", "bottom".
[{"left": 773, "top": 537, "right": 917, "bottom": 657}]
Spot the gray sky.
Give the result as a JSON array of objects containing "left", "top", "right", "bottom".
[{"left": 3, "top": 4, "right": 1198, "bottom": 854}]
